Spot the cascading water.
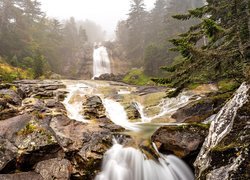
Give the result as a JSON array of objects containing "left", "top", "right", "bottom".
[
  {"left": 95, "top": 139, "right": 194, "bottom": 180},
  {"left": 134, "top": 91, "right": 199, "bottom": 123},
  {"left": 93, "top": 45, "right": 111, "bottom": 78},
  {"left": 62, "top": 80, "right": 196, "bottom": 180},
  {"left": 103, "top": 99, "right": 138, "bottom": 131},
  {"left": 62, "top": 83, "right": 91, "bottom": 122}
]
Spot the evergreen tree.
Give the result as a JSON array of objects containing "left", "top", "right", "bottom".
[{"left": 153, "top": 0, "right": 250, "bottom": 93}]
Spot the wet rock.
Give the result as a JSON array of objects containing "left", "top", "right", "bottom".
[
  {"left": 152, "top": 124, "right": 209, "bottom": 158},
  {"left": 0, "top": 89, "right": 22, "bottom": 106},
  {"left": 172, "top": 92, "right": 232, "bottom": 123},
  {"left": 194, "top": 83, "right": 250, "bottom": 180},
  {"left": 94, "top": 73, "right": 125, "bottom": 82},
  {"left": 0, "top": 138, "right": 18, "bottom": 171},
  {"left": 0, "top": 172, "right": 43, "bottom": 180},
  {"left": 82, "top": 95, "right": 106, "bottom": 119},
  {"left": 35, "top": 158, "right": 72, "bottom": 180},
  {"left": 50, "top": 115, "right": 124, "bottom": 179},
  {"left": 0, "top": 114, "right": 62, "bottom": 173},
  {"left": 125, "top": 103, "right": 141, "bottom": 121}
]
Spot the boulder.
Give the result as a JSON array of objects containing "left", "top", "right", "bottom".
[
  {"left": 172, "top": 92, "right": 232, "bottom": 123},
  {"left": 0, "top": 172, "right": 43, "bottom": 180},
  {"left": 0, "top": 138, "right": 18, "bottom": 171},
  {"left": 81, "top": 95, "right": 106, "bottom": 119},
  {"left": 0, "top": 89, "right": 22, "bottom": 106},
  {"left": 50, "top": 115, "right": 124, "bottom": 179},
  {"left": 194, "top": 83, "right": 250, "bottom": 179},
  {"left": 35, "top": 158, "right": 72, "bottom": 180},
  {"left": 0, "top": 114, "right": 62, "bottom": 173},
  {"left": 152, "top": 124, "right": 209, "bottom": 158},
  {"left": 125, "top": 103, "right": 141, "bottom": 121}
]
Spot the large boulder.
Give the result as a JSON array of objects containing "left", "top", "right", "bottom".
[
  {"left": 152, "top": 124, "right": 209, "bottom": 158},
  {"left": 50, "top": 115, "right": 124, "bottom": 179},
  {"left": 35, "top": 158, "right": 72, "bottom": 180},
  {"left": 0, "top": 114, "right": 62, "bottom": 173},
  {"left": 172, "top": 92, "right": 232, "bottom": 123},
  {"left": 81, "top": 95, "right": 106, "bottom": 119},
  {"left": 194, "top": 83, "right": 250, "bottom": 179}
]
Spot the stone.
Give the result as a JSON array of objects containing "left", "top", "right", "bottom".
[
  {"left": 194, "top": 83, "right": 250, "bottom": 179},
  {"left": 0, "top": 89, "right": 22, "bottom": 106},
  {"left": 0, "top": 138, "right": 18, "bottom": 171},
  {"left": 152, "top": 124, "right": 209, "bottom": 158},
  {"left": 35, "top": 158, "right": 72, "bottom": 180},
  {"left": 50, "top": 115, "right": 124, "bottom": 179},
  {"left": 82, "top": 95, "right": 106, "bottom": 119},
  {"left": 172, "top": 92, "right": 232, "bottom": 123},
  {"left": 0, "top": 172, "right": 43, "bottom": 180},
  {"left": 125, "top": 103, "right": 141, "bottom": 121}
]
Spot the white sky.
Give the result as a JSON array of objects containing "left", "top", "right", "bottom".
[{"left": 40, "top": 0, "right": 156, "bottom": 37}]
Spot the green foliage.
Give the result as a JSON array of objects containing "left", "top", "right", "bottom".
[
  {"left": 123, "top": 68, "right": 152, "bottom": 85},
  {"left": 0, "top": 59, "right": 33, "bottom": 82},
  {"left": 154, "top": 0, "right": 249, "bottom": 94},
  {"left": 218, "top": 79, "right": 240, "bottom": 93}
]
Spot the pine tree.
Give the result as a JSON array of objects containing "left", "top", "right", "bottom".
[{"left": 153, "top": 0, "right": 250, "bottom": 93}]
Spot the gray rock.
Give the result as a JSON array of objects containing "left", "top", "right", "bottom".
[
  {"left": 194, "top": 83, "right": 250, "bottom": 179},
  {"left": 35, "top": 158, "right": 72, "bottom": 180},
  {"left": 0, "top": 172, "right": 43, "bottom": 180},
  {"left": 82, "top": 95, "right": 106, "bottom": 119},
  {"left": 152, "top": 124, "right": 209, "bottom": 158}
]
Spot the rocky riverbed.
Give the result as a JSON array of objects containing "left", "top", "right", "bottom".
[{"left": 0, "top": 80, "right": 249, "bottom": 180}]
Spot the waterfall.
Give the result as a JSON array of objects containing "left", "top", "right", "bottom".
[
  {"left": 93, "top": 45, "right": 111, "bottom": 78},
  {"left": 95, "top": 139, "right": 194, "bottom": 180}
]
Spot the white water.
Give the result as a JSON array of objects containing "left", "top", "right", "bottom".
[
  {"left": 62, "top": 83, "right": 92, "bottom": 122},
  {"left": 134, "top": 92, "right": 199, "bottom": 123},
  {"left": 95, "top": 140, "right": 194, "bottom": 180},
  {"left": 103, "top": 99, "right": 138, "bottom": 131},
  {"left": 62, "top": 81, "right": 196, "bottom": 180},
  {"left": 93, "top": 46, "right": 111, "bottom": 78}
]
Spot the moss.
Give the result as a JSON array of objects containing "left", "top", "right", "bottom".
[
  {"left": 218, "top": 79, "right": 240, "bottom": 93},
  {"left": 17, "top": 123, "right": 37, "bottom": 135},
  {"left": 123, "top": 68, "right": 153, "bottom": 86},
  {"left": 211, "top": 143, "right": 239, "bottom": 152}
]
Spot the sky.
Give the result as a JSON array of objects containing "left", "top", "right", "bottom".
[{"left": 40, "top": 0, "right": 156, "bottom": 38}]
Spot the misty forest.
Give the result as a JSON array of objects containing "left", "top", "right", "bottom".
[{"left": 0, "top": 0, "right": 249, "bottom": 180}]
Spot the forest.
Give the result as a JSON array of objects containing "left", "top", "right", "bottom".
[{"left": 0, "top": 0, "right": 249, "bottom": 180}]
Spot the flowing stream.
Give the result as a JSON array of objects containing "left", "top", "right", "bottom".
[
  {"left": 62, "top": 80, "right": 195, "bottom": 180},
  {"left": 93, "top": 45, "right": 111, "bottom": 78}
]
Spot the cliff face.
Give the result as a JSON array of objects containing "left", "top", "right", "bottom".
[
  {"left": 105, "top": 42, "right": 130, "bottom": 75},
  {"left": 62, "top": 43, "right": 93, "bottom": 79},
  {"left": 194, "top": 83, "right": 250, "bottom": 180}
]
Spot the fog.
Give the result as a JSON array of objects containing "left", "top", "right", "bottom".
[{"left": 40, "top": 0, "right": 155, "bottom": 39}]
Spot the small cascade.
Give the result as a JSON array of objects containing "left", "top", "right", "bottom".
[
  {"left": 62, "top": 83, "right": 91, "bottom": 122},
  {"left": 93, "top": 45, "right": 111, "bottom": 78},
  {"left": 134, "top": 91, "right": 198, "bottom": 123},
  {"left": 95, "top": 139, "right": 194, "bottom": 180},
  {"left": 103, "top": 99, "right": 138, "bottom": 131}
]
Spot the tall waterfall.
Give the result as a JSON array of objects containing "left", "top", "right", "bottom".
[{"left": 93, "top": 45, "right": 111, "bottom": 78}]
